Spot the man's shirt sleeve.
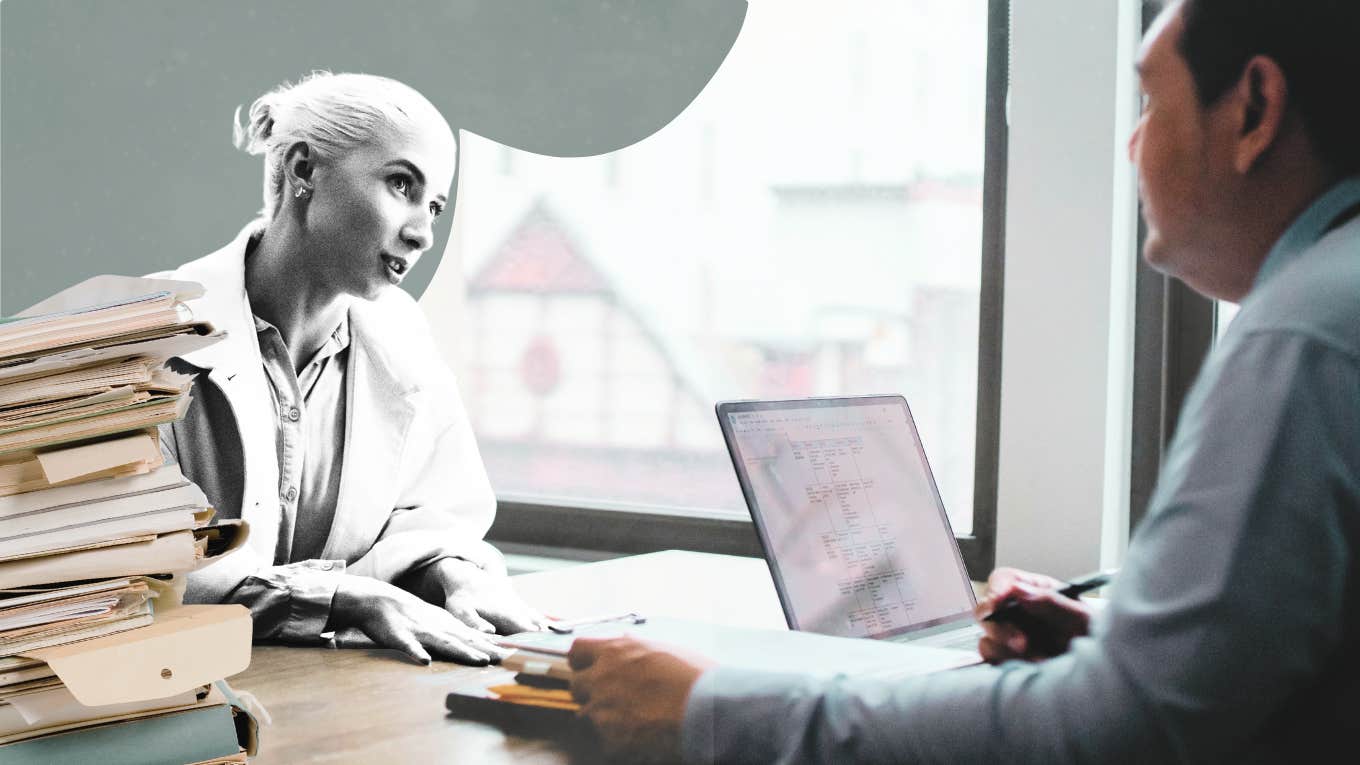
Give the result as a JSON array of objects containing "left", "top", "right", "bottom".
[{"left": 682, "top": 328, "right": 1360, "bottom": 764}]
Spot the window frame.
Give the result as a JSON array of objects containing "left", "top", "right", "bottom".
[
  {"left": 486, "top": 0, "right": 1011, "bottom": 581},
  {"left": 1127, "top": 243, "right": 1215, "bottom": 532}
]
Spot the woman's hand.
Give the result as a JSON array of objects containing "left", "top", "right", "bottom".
[
  {"left": 328, "top": 573, "right": 511, "bottom": 665},
  {"left": 425, "top": 557, "right": 548, "bottom": 635},
  {"left": 974, "top": 567, "right": 1094, "bottom": 663}
]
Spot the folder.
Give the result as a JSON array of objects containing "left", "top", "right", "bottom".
[
  {"left": 0, "top": 275, "right": 222, "bottom": 388},
  {"left": 0, "top": 277, "right": 204, "bottom": 361},
  {"left": 12, "top": 275, "right": 203, "bottom": 321},
  {"left": 0, "top": 609, "right": 254, "bottom": 756},
  {"left": 19, "top": 605, "right": 252, "bottom": 707},
  {"left": 0, "top": 458, "right": 184, "bottom": 516},
  {"left": 0, "top": 431, "right": 164, "bottom": 497},
  {"left": 0, "top": 391, "right": 190, "bottom": 455},
  {"left": 1, "top": 506, "right": 213, "bottom": 560},
  {"left": 1, "top": 577, "right": 177, "bottom": 657},
  {"left": 1, "top": 679, "right": 202, "bottom": 738},
  {"left": 0, "top": 357, "right": 172, "bottom": 409},
  {"left": 0, "top": 370, "right": 190, "bottom": 432},
  {"left": 0, "top": 328, "right": 219, "bottom": 387},
  {"left": 0, "top": 658, "right": 52, "bottom": 687},
  {"left": 0, "top": 474, "right": 201, "bottom": 529},
  {"left": 0, "top": 682, "right": 256, "bottom": 763},
  {"left": 0, "top": 521, "right": 248, "bottom": 590}
]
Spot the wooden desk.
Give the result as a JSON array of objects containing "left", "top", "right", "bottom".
[{"left": 233, "top": 551, "right": 785, "bottom": 764}]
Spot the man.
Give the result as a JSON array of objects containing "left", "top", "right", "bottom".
[{"left": 568, "top": 1, "right": 1360, "bottom": 761}]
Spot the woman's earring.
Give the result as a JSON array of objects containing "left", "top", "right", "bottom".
[{"left": 294, "top": 185, "right": 309, "bottom": 199}]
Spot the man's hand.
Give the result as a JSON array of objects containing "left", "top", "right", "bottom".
[
  {"left": 424, "top": 556, "right": 547, "bottom": 635},
  {"left": 974, "top": 567, "right": 1093, "bottom": 663},
  {"left": 569, "top": 636, "right": 715, "bottom": 763},
  {"left": 328, "top": 573, "right": 512, "bottom": 665}
]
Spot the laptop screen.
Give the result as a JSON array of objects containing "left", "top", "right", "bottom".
[{"left": 717, "top": 396, "right": 976, "bottom": 640}]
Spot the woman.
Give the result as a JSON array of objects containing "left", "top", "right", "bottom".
[{"left": 156, "top": 71, "right": 543, "bottom": 665}]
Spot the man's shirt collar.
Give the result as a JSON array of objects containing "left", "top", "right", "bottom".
[{"left": 1255, "top": 176, "right": 1360, "bottom": 289}]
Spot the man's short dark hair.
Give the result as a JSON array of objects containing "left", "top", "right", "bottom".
[{"left": 1177, "top": 0, "right": 1360, "bottom": 174}]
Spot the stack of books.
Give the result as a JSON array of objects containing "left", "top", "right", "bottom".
[{"left": 0, "top": 277, "right": 260, "bottom": 764}]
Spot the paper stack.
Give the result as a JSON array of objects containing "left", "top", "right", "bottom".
[{"left": 0, "top": 277, "right": 260, "bottom": 764}]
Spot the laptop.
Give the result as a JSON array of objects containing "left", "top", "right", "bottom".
[{"left": 716, "top": 395, "right": 983, "bottom": 654}]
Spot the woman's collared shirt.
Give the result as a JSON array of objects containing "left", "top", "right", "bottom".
[{"left": 251, "top": 313, "right": 350, "bottom": 564}]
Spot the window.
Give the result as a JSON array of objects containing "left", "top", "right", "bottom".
[
  {"left": 442, "top": 0, "right": 1005, "bottom": 567},
  {"left": 1215, "top": 301, "right": 1240, "bottom": 340}
]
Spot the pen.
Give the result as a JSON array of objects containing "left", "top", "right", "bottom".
[
  {"left": 546, "top": 611, "right": 647, "bottom": 634},
  {"left": 983, "top": 568, "right": 1117, "bottom": 624}
]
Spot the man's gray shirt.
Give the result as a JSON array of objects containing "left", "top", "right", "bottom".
[{"left": 682, "top": 178, "right": 1360, "bottom": 764}]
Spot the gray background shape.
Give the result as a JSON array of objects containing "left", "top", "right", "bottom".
[{"left": 0, "top": 0, "right": 745, "bottom": 311}]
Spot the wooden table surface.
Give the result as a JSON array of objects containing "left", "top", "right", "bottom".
[{"left": 234, "top": 551, "right": 784, "bottom": 764}]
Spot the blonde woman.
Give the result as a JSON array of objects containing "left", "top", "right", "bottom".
[{"left": 156, "top": 72, "right": 543, "bottom": 664}]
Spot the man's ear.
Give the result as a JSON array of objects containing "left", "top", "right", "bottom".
[
  {"left": 283, "top": 141, "right": 314, "bottom": 195},
  {"left": 1233, "top": 55, "right": 1289, "bottom": 174}
]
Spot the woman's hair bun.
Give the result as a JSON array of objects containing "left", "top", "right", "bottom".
[{"left": 233, "top": 93, "right": 278, "bottom": 155}]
